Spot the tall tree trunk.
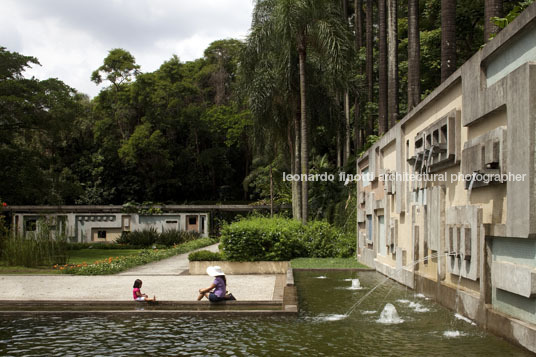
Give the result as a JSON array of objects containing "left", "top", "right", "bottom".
[
  {"left": 298, "top": 36, "right": 308, "bottom": 224},
  {"left": 288, "top": 120, "right": 299, "bottom": 220},
  {"left": 378, "top": 0, "right": 388, "bottom": 135},
  {"left": 294, "top": 104, "right": 302, "bottom": 221},
  {"left": 484, "top": 0, "right": 502, "bottom": 42},
  {"left": 441, "top": 0, "right": 456, "bottom": 82},
  {"left": 269, "top": 165, "right": 273, "bottom": 217},
  {"left": 365, "top": 0, "right": 374, "bottom": 136},
  {"left": 387, "top": 0, "right": 398, "bottom": 130},
  {"left": 341, "top": 0, "right": 351, "bottom": 164},
  {"left": 344, "top": 91, "right": 351, "bottom": 166},
  {"left": 354, "top": 0, "right": 364, "bottom": 151},
  {"left": 408, "top": 0, "right": 421, "bottom": 111},
  {"left": 337, "top": 120, "right": 342, "bottom": 169}
]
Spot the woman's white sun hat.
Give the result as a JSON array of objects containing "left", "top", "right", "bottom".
[{"left": 206, "top": 266, "right": 225, "bottom": 277}]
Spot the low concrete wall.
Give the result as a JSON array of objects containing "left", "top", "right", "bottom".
[{"left": 189, "top": 261, "right": 289, "bottom": 275}]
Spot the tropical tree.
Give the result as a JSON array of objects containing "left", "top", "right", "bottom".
[
  {"left": 365, "top": 0, "right": 374, "bottom": 137},
  {"left": 441, "top": 0, "right": 457, "bottom": 82},
  {"left": 244, "top": 0, "right": 353, "bottom": 223},
  {"left": 407, "top": 0, "right": 421, "bottom": 110},
  {"left": 484, "top": 0, "right": 503, "bottom": 41},
  {"left": 387, "top": 0, "right": 399, "bottom": 129},
  {"left": 378, "top": 0, "right": 388, "bottom": 135},
  {"left": 354, "top": 0, "right": 364, "bottom": 150}
]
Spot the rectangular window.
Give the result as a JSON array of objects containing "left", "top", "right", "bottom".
[
  {"left": 362, "top": 167, "right": 371, "bottom": 187},
  {"left": 166, "top": 220, "right": 178, "bottom": 224},
  {"left": 367, "top": 215, "right": 373, "bottom": 242},
  {"left": 25, "top": 219, "right": 37, "bottom": 232},
  {"left": 189, "top": 216, "right": 197, "bottom": 225},
  {"left": 379, "top": 215, "right": 386, "bottom": 256},
  {"left": 97, "top": 230, "right": 107, "bottom": 239}
]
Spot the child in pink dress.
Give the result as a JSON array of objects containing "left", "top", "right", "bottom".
[{"left": 133, "top": 279, "right": 156, "bottom": 302}]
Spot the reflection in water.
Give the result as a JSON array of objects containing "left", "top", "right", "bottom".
[{"left": 0, "top": 271, "right": 531, "bottom": 356}]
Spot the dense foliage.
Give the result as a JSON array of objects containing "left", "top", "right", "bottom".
[
  {"left": 188, "top": 250, "right": 223, "bottom": 261},
  {"left": 0, "top": 41, "right": 251, "bottom": 205},
  {"left": 0, "top": 2, "right": 526, "bottom": 232},
  {"left": 116, "top": 228, "right": 201, "bottom": 247},
  {"left": 220, "top": 216, "right": 354, "bottom": 261}
]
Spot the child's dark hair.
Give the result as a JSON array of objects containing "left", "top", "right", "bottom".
[{"left": 133, "top": 279, "right": 142, "bottom": 288}]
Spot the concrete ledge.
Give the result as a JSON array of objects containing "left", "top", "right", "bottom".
[
  {"left": 0, "top": 310, "right": 297, "bottom": 317},
  {"left": 0, "top": 299, "right": 299, "bottom": 316},
  {"left": 286, "top": 268, "right": 295, "bottom": 286},
  {"left": 189, "top": 261, "right": 289, "bottom": 275}
]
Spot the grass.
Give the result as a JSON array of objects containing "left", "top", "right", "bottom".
[
  {"left": 0, "top": 249, "right": 144, "bottom": 274},
  {"left": 290, "top": 257, "right": 369, "bottom": 269},
  {"left": 0, "top": 238, "right": 217, "bottom": 275},
  {"left": 0, "top": 265, "right": 62, "bottom": 274}
]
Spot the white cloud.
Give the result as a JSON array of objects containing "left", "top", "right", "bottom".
[{"left": 0, "top": 0, "right": 254, "bottom": 97}]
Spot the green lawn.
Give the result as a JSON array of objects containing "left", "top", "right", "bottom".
[
  {"left": 291, "top": 257, "right": 369, "bottom": 269},
  {"left": 0, "top": 265, "right": 62, "bottom": 274},
  {"left": 0, "top": 249, "right": 143, "bottom": 274},
  {"left": 67, "top": 249, "right": 142, "bottom": 265}
]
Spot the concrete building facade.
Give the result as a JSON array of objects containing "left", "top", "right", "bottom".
[
  {"left": 356, "top": 5, "right": 536, "bottom": 353},
  {"left": 9, "top": 206, "right": 210, "bottom": 242}
]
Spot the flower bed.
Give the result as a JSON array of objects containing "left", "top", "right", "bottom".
[{"left": 58, "top": 238, "right": 216, "bottom": 275}]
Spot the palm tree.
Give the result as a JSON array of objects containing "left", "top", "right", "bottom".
[
  {"left": 407, "top": 0, "right": 421, "bottom": 111},
  {"left": 378, "top": 0, "right": 388, "bottom": 134},
  {"left": 365, "top": 0, "right": 374, "bottom": 137},
  {"left": 354, "top": 0, "right": 364, "bottom": 150},
  {"left": 387, "top": 0, "right": 398, "bottom": 129},
  {"left": 484, "top": 0, "right": 503, "bottom": 42},
  {"left": 441, "top": 0, "right": 457, "bottom": 82},
  {"left": 245, "top": 0, "right": 353, "bottom": 223}
]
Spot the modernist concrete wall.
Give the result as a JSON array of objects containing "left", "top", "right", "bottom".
[
  {"left": 356, "top": 4, "right": 536, "bottom": 353},
  {"left": 11, "top": 211, "right": 210, "bottom": 242}
]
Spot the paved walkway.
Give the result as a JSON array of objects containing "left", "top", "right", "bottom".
[
  {"left": 0, "top": 275, "right": 276, "bottom": 301},
  {"left": 118, "top": 243, "right": 220, "bottom": 275},
  {"left": 0, "top": 244, "right": 281, "bottom": 302}
]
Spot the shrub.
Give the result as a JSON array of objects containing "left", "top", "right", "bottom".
[
  {"left": 121, "top": 227, "right": 158, "bottom": 247},
  {"left": 157, "top": 230, "right": 200, "bottom": 247},
  {"left": 220, "top": 216, "right": 355, "bottom": 261},
  {"left": 220, "top": 217, "right": 306, "bottom": 261},
  {"left": 303, "top": 221, "right": 355, "bottom": 258},
  {"left": 188, "top": 250, "right": 223, "bottom": 261}
]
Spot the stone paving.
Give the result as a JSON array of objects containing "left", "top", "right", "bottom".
[{"left": 0, "top": 244, "right": 280, "bottom": 302}]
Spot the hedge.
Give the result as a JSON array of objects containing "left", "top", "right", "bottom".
[{"left": 220, "top": 217, "right": 354, "bottom": 261}]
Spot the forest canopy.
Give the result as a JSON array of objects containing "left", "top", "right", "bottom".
[{"left": 0, "top": 0, "right": 527, "bottom": 223}]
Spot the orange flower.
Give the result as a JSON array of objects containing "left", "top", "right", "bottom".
[
  {"left": 59, "top": 267, "right": 64, "bottom": 270},
  {"left": 77, "top": 264, "right": 81, "bottom": 267}
]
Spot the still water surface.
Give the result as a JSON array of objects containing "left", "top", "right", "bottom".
[{"left": 0, "top": 271, "right": 531, "bottom": 356}]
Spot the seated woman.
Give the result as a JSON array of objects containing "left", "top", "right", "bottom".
[{"left": 197, "top": 266, "right": 234, "bottom": 302}]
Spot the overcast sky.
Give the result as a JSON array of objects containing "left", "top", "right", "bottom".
[{"left": 1, "top": 0, "right": 254, "bottom": 97}]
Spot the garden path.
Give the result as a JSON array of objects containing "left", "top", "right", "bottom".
[{"left": 117, "top": 243, "right": 220, "bottom": 276}]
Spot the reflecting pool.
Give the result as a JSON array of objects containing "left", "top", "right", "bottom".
[{"left": 0, "top": 271, "right": 531, "bottom": 356}]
